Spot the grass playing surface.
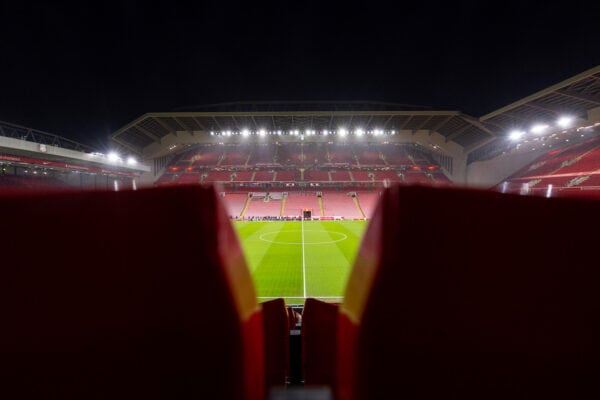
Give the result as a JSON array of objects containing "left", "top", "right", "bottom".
[{"left": 233, "top": 220, "right": 368, "bottom": 304}]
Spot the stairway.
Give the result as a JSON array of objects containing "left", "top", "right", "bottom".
[
  {"left": 240, "top": 194, "right": 252, "bottom": 218},
  {"left": 317, "top": 194, "right": 325, "bottom": 216},
  {"left": 352, "top": 194, "right": 366, "bottom": 219},
  {"left": 280, "top": 193, "right": 287, "bottom": 217},
  {"left": 216, "top": 151, "right": 225, "bottom": 166}
]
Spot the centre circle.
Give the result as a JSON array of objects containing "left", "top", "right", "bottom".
[{"left": 259, "top": 230, "right": 348, "bottom": 245}]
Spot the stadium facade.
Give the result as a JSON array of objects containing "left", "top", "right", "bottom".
[
  {"left": 110, "top": 65, "right": 600, "bottom": 194},
  {"left": 0, "top": 120, "right": 149, "bottom": 191},
  {"left": 2, "top": 65, "right": 599, "bottom": 200}
]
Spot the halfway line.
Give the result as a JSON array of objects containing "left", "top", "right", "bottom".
[{"left": 301, "top": 217, "right": 307, "bottom": 298}]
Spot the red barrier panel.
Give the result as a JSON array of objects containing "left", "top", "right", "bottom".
[
  {"left": 302, "top": 298, "right": 339, "bottom": 387},
  {"left": 338, "top": 185, "right": 600, "bottom": 400},
  {"left": 0, "top": 185, "right": 264, "bottom": 400},
  {"left": 262, "top": 298, "right": 290, "bottom": 391}
]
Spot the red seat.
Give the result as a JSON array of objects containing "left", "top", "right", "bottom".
[
  {"left": 262, "top": 298, "right": 290, "bottom": 391},
  {"left": 0, "top": 185, "right": 264, "bottom": 400},
  {"left": 338, "top": 185, "right": 600, "bottom": 400},
  {"left": 301, "top": 298, "right": 339, "bottom": 387}
]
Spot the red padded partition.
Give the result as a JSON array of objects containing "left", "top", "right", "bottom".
[
  {"left": 0, "top": 185, "right": 264, "bottom": 400},
  {"left": 302, "top": 298, "right": 339, "bottom": 387},
  {"left": 262, "top": 298, "right": 290, "bottom": 391},
  {"left": 338, "top": 185, "right": 600, "bottom": 400}
]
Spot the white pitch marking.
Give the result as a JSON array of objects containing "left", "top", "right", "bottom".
[
  {"left": 257, "top": 296, "right": 344, "bottom": 300},
  {"left": 258, "top": 230, "right": 347, "bottom": 245},
  {"left": 302, "top": 217, "right": 307, "bottom": 298}
]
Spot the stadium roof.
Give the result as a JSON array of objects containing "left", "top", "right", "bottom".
[
  {"left": 471, "top": 65, "right": 600, "bottom": 162},
  {"left": 111, "top": 104, "right": 495, "bottom": 155},
  {"left": 111, "top": 66, "right": 600, "bottom": 159},
  {"left": 173, "top": 100, "right": 433, "bottom": 113},
  {"left": 0, "top": 120, "right": 150, "bottom": 174},
  {"left": 1, "top": 120, "right": 96, "bottom": 153}
]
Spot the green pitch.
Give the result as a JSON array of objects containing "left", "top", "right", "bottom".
[{"left": 233, "top": 220, "right": 368, "bottom": 304}]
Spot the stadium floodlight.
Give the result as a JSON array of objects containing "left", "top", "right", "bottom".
[
  {"left": 242, "top": 129, "right": 250, "bottom": 136},
  {"left": 374, "top": 129, "right": 383, "bottom": 136},
  {"left": 339, "top": 128, "right": 348, "bottom": 137},
  {"left": 355, "top": 128, "right": 364, "bottom": 136},
  {"left": 509, "top": 130, "right": 525, "bottom": 141},
  {"left": 530, "top": 124, "right": 549, "bottom": 134},
  {"left": 322, "top": 129, "right": 328, "bottom": 135},
  {"left": 259, "top": 129, "right": 266, "bottom": 136},
  {"left": 127, "top": 156, "right": 137, "bottom": 165},
  {"left": 225, "top": 130, "right": 232, "bottom": 136},
  {"left": 557, "top": 116, "right": 574, "bottom": 128},
  {"left": 391, "top": 130, "right": 396, "bottom": 134},
  {"left": 108, "top": 152, "right": 120, "bottom": 162}
]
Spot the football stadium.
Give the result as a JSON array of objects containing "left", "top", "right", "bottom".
[{"left": 2, "top": 65, "right": 600, "bottom": 399}]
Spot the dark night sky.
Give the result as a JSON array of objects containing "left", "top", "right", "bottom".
[{"left": 1, "top": 0, "right": 599, "bottom": 149}]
